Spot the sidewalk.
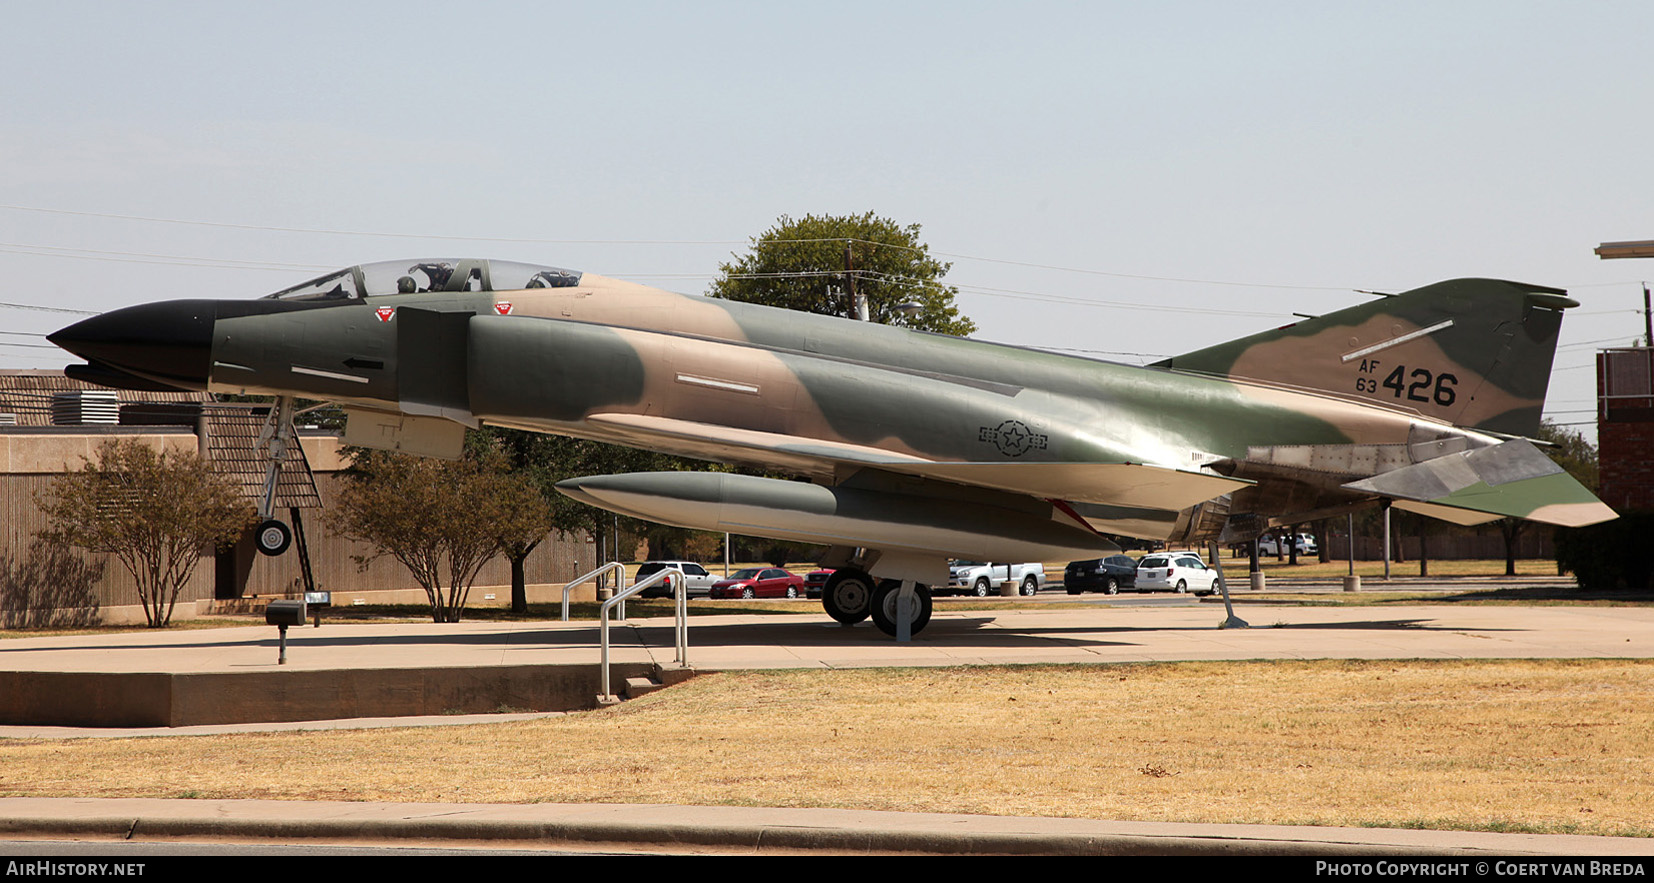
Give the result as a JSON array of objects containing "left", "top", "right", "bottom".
[
  {"left": 2, "top": 798, "right": 1650, "bottom": 856},
  {"left": 4, "top": 602, "right": 1653, "bottom": 854}
]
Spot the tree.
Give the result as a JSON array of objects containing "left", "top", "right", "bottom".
[
  {"left": 330, "top": 448, "right": 520, "bottom": 623},
  {"left": 709, "top": 212, "right": 977, "bottom": 336},
  {"left": 38, "top": 439, "right": 253, "bottom": 627},
  {"left": 473, "top": 429, "right": 577, "bottom": 613}
]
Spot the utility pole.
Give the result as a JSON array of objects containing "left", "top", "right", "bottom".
[
  {"left": 1644, "top": 283, "right": 1651, "bottom": 347},
  {"left": 845, "top": 241, "right": 868, "bottom": 321}
]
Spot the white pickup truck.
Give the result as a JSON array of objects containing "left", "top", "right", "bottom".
[{"left": 941, "top": 561, "right": 1046, "bottom": 596}]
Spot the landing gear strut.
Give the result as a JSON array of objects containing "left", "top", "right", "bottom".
[{"left": 252, "top": 396, "right": 297, "bottom": 557}]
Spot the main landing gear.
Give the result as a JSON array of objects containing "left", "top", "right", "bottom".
[
  {"left": 820, "top": 568, "right": 934, "bottom": 638},
  {"left": 822, "top": 569, "right": 875, "bottom": 624}
]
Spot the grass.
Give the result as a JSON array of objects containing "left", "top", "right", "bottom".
[{"left": 2, "top": 659, "right": 1651, "bottom": 837}]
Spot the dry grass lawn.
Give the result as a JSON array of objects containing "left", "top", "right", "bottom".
[{"left": 2, "top": 659, "right": 1650, "bottom": 837}]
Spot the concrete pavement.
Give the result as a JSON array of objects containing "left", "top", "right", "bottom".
[
  {"left": 3, "top": 797, "right": 1651, "bottom": 856},
  {"left": 3, "top": 598, "right": 1653, "bottom": 854}
]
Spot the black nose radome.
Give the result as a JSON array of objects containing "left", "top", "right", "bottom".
[{"left": 49, "top": 300, "right": 216, "bottom": 391}]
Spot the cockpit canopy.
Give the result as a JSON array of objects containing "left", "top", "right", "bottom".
[{"left": 265, "top": 259, "right": 582, "bottom": 302}]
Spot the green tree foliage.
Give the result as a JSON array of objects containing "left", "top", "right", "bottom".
[
  {"left": 482, "top": 428, "right": 729, "bottom": 576},
  {"left": 38, "top": 440, "right": 253, "bottom": 627},
  {"left": 1537, "top": 419, "right": 1598, "bottom": 491},
  {"left": 473, "top": 429, "right": 587, "bottom": 612},
  {"left": 709, "top": 212, "right": 976, "bottom": 336},
  {"left": 330, "top": 447, "right": 523, "bottom": 623}
]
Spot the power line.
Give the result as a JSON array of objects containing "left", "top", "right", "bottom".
[
  {"left": 0, "top": 241, "right": 328, "bottom": 272},
  {"left": 0, "top": 203, "right": 745, "bottom": 245},
  {"left": 0, "top": 203, "right": 1368, "bottom": 293},
  {"left": 0, "top": 301, "right": 95, "bottom": 315}
]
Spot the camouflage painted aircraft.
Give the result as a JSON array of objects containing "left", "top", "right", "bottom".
[{"left": 49, "top": 258, "right": 1615, "bottom": 636}]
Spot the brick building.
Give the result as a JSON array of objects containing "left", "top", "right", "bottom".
[{"left": 1597, "top": 347, "right": 1654, "bottom": 512}]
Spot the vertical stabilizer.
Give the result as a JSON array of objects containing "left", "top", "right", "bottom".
[{"left": 1154, "top": 278, "right": 1576, "bottom": 437}]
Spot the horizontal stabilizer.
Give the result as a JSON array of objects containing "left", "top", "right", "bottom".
[{"left": 1342, "top": 439, "right": 1616, "bottom": 528}]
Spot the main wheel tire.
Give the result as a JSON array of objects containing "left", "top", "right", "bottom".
[
  {"left": 821, "top": 569, "right": 874, "bottom": 624},
  {"left": 1102, "top": 576, "right": 1118, "bottom": 595},
  {"left": 742, "top": 587, "right": 755, "bottom": 599},
  {"left": 973, "top": 577, "right": 990, "bottom": 597},
  {"left": 1020, "top": 575, "right": 1038, "bottom": 596},
  {"left": 1175, "top": 579, "right": 1188, "bottom": 594},
  {"left": 786, "top": 586, "right": 798, "bottom": 599},
  {"left": 870, "top": 581, "right": 933, "bottom": 637},
  {"left": 254, "top": 520, "right": 291, "bottom": 557}
]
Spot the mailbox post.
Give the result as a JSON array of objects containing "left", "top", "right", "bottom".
[{"left": 265, "top": 599, "right": 307, "bottom": 664}]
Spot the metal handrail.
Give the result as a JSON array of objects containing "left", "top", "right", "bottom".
[
  {"left": 599, "top": 568, "right": 686, "bottom": 700},
  {"left": 561, "top": 561, "right": 627, "bottom": 622}
]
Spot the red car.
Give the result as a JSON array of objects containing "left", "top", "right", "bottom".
[
  {"left": 804, "top": 569, "right": 834, "bottom": 599},
  {"left": 709, "top": 567, "right": 806, "bottom": 599}
]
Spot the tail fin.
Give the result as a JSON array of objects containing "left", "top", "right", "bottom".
[{"left": 1154, "top": 278, "right": 1577, "bottom": 438}]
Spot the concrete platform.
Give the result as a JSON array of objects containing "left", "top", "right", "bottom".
[
  {"left": 5, "top": 601, "right": 1653, "bottom": 854},
  {"left": 3, "top": 602, "right": 1652, "bottom": 729}
]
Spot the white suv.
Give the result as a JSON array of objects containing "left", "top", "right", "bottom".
[{"left": 1135, "top": 552, "right": 1219, "bottom": 594}]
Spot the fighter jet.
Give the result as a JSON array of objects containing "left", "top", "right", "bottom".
[{"left": 49, "top": 258, "right": 1615, "bottom": 636}]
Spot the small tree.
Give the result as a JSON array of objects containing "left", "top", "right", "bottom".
[
  {"left": 469, "top": 432, "right": 562, "bottom": 614},
  {"left": 39, "top": 439, "right": 253, "bottom": 627},
  {"left": 709, "top": 212, "right": 977, "bottom": 336},
  {"left": 330, "top": 447, "right": 520, "bottom": 623}
]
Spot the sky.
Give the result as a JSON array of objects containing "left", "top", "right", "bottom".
[{"left": 3, "top": 1, "right": 1652, "bottom": 444}]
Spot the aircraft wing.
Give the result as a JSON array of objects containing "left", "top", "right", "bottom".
[
  {"left": 1342, "top": 438, "right": 1615, "bottom": 528},
  {"left": 585, "top": 412, "right": 1251, "bottom": 511}
]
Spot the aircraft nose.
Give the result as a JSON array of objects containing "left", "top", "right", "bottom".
[{"left": 48, "top": 300, "right": 216, "bottom": 391}]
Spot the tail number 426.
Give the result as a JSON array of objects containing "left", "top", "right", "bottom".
[{"left": 1355, "top": 365, "right": 1457, "bottom": 407}]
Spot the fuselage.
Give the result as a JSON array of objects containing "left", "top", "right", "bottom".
[{"left": 51, "top": 266, "right": 1501, "bottom": 544}]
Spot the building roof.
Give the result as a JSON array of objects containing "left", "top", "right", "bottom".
[
  {"left": 0, "top": 371, "right": 323, "bottom": 509},
  {"left": 0, "top": 369, "right": 202, "bottom": 427}
]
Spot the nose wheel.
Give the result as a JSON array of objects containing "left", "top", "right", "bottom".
[{"left": 254, "top": 519, "right": 292, "bottom": 556}]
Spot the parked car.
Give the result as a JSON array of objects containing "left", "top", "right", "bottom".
[
  {"left": 1135, "top": 552, "right": 1219, "bottom": 594},
  {"left": 634, "top": 561, "right": 719, "bottom": 598},
  {"left": 1063, "top": 555, "right": 1139, "bottom": 594},
  {"left": 939, "top": 561, "right": 1045, "bottom": 596},
  {"left": 804, "top": 569, "right": 834, "bottom": 599},
  {"left": 1257, "top": 533, "right": 1317, "bottom": 556},
  {"left": 709, "top": 567, "right": 807, "bottom": 599}
]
